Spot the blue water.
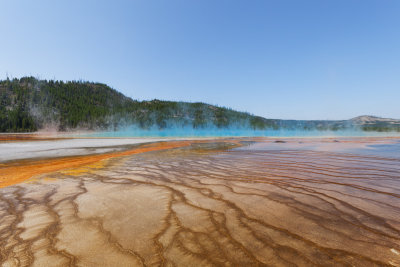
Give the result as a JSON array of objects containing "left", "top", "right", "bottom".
[
  {"left": 353, "top": 141, "right": 400, "bottom": 158},
  {"left": 77, "top": 127, "right": 400, "bottom": 138}
]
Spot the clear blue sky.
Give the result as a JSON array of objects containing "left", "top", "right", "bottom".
[{"left": 1, "top": 0, "right": 399, "bottom": 120}]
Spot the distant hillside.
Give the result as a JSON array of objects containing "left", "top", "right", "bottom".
[
  {"left": 0, "top": 77, "right": 399, "bottom": 132},
  {"left": 273, "top": 116, "right": 400, "bottom": 132},
  {"left": 350, "top": 115, "right": 400, "bottom": 132}
]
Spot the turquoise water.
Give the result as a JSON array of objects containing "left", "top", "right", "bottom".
[{"left": 78, "top": 127, "right": 400, "bottom": 138}]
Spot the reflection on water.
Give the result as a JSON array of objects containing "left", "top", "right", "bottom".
[
  {"left": 0, "top": 140, "right": 400, "bottom": 266},
  {"left": 357, "top": 140, "right": 400, "bottom": 159}
]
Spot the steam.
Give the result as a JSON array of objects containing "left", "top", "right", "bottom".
[
  {"left": 80, "top": 124, "right": 400, "bottom": 138},
  {"left": 4, "top": 77, "right": 398, "bottom": 136}
]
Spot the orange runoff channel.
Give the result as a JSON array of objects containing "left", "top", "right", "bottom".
[{"left": 0, "top": 141, "right": 193, "bottom": 188}]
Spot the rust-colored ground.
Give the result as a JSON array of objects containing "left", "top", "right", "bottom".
[
  {"left": 0, "top": 138, "right": 399, "bottom": 266},
  {"left": 0, "top": 141, "right": 193, "bottom": 188},
  {"left": 0, "top": 134, "right": 60, "bottom": 142}
]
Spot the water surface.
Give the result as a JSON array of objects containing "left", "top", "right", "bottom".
[{"left": 80, "top": 127, "right": 400, "bottom": 138}]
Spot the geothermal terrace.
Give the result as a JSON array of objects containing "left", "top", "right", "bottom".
[{"left": 0, "top": 136, "right": 399, "bottom": 266}]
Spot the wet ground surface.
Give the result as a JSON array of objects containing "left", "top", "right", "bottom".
[
  {"left": 0, "top": 137, "right": 186, "bottom": 162},
  {"left": 0, "top": 138, "right": 400, "bottom": 266}
]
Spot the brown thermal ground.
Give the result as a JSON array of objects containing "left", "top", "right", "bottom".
[{"left": 0, "top": 140, "right": 400, "bottom": 266}]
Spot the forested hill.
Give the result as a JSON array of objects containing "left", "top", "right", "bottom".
[
  {"left": 1, "top": 77, "right": 399, "bottom": 133},
  {"left": 0, "top": 77, "right": 277, "bottom": 132}
]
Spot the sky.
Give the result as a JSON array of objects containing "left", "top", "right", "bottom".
[{"left": 1, "top": 0, "right": 400, "bottom": 120}]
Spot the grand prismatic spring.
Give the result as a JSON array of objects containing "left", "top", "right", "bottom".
[{"left": 0, "top": 136, "right": 400, "bottom": 266}]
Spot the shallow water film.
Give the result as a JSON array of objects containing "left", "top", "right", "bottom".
[
  {"left": 82, "top": 127, "right": 400, "bottom": 138},
  {"left": 1, "top": 139, "right": 400, "bottom": 266}
]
